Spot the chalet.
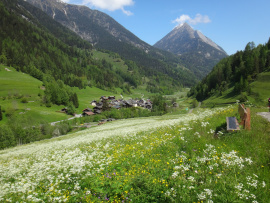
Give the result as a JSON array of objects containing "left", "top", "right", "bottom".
[
  {"left": 91, "top": 100, "right": 97, "bottom": 107},
  {"left": 82, "top": 108, "right": 95, "bottom": 116},
  {"left": 112, "top": 105, "right": 121, "bottom": 110},
  {"left": 145, "top": 102, "right": 152, "bottom": 110},
  {"left": 100, "top": 96, "right": 108, "bottom": 101},
  {"left": 96, "top": 102, "right": 103, "bottom": 107},
  {"left": 173, "top": 102, "right": 179, "bottom": 108},
  {"left": 61, "top": 107, "right": 68, "bottom": 113},
  {"left": 82, "top": 111, "right": 95, "bottom": 116},
  {"left": 93, "top": 105, "right": 102, "bottom": 114},
  {"left": 108, "top": 96, "right": 116, "bottom": 100}
]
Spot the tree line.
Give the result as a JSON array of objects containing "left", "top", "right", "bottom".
[{"left": 189, "top": 39, "right": 270, "bottom": 101}]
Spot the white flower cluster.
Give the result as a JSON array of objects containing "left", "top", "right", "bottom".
[{"left": 0, "top": 106, "right": 234, "bottom": 201}]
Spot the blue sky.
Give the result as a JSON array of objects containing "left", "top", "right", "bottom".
[{"left": 63, "top": 0, "right": 270, "bottom": 55}]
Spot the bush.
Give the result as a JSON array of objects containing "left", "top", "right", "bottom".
[
  {"left": 0, "top": 125, "right": 16, "bottom": 149},
  {"left": 67, "top": 103, "right": 75, "bottom": 115},
  {"left": 239, "top": 92, "right": 248, "bottom": 102},
  {"left": 21, "top": 97, "right": 28, "bottom": 103},
  {"left": 192, "top": 99, "right": 199, "bottom": 108}
]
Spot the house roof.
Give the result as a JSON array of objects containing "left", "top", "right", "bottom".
[
  {"left": 83, "top": 111, "right": 95, "bottom": 116},
  {"left": 83, "top": 108, "right": 92, "bottom": 112}
]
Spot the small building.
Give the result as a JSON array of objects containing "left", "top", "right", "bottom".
[
  {"left": 82, "top": 111, "right": 95, "bottom": 116},
  {"left": 93, "top": 106, "right": 102, "bottom": 114},
  {"left": 173, "top": 102, "right": 179, "bottom": 108},
  {"left": 108, "top": 96, "right": 116, "bottom": 100},
  {"left": 100, "top": 96, "right": 108, "bottom": 101},
  {"left": 91, "top": 100, "right": 97, "bottom": 107},
  {"left": 82, "top": 108, "right": 95, "bottom": 116},
  {"left": 145, "top": 102, "right": 152, "bottom": 110},
  {"left": 112, "top": 105, "right": 121, "bottom": 110},
  {"left": 61, "top": 107, "right": 68, "bottom": 113}
]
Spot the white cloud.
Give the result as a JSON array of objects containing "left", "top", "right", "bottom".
[
  {"left": 172, "top": 14, "right": 211, "bottom": 25},
  {"left": 60, "top": 0, "right": 70, "bottom": 3},
  {"left": 82, "top": 0, "right": 134, "bottom": 15}
]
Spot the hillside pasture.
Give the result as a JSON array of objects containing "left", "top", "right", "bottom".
[
  {"left": 250, "top": 72, "right": 270, "bottom": 105},
  {"left": 0, "top": 105, "right": 269, "bottom": 202}
]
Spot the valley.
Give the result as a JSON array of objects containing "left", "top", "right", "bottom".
[{"left": 0, "top": 0, "right": 270, "bottom": 202}]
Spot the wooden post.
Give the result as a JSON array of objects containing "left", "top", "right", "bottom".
[
  {"left": 238, "top": 104, "right": 251, "bottom": 130},
  {"left": 245, "top": 108, "right": 251, "bottom": 130}
]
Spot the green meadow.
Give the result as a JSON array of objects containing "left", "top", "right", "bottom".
[
  {"left": 0, "top": 104, "right": 269, "bottom": 202},
  {"left": 0, "top": 65, "right": 269, "bottom": 202},
  {"left": 0, "top": 64, "right": 117, "bottom": 123}
]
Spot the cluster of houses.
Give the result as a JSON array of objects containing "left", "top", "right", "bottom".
[{"left": 82, "top": 96, "right": 152, "bottom": 116}]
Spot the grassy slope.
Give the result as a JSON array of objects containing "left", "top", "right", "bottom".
[
  {"left": 0, "top": 65, "right": 70, "bottom": 123},
  {"left": 0, "top": 63, "right": 172, "bottom": 124},
  {"left": 0, "top": 104, "right": 269, "bottom": 202},
  {"left": 202, "top": 71, "right": 270, "bottom": 107},
  {"left": 0, "top": 65, "right": 42, "bottom": 97},
  {"left": 0, "top": 64, "right": 116, "bottom": 123},
  {"left": 249, "top": 72, "right": 270, "bottom": 105}
]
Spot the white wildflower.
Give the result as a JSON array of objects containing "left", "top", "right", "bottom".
[
  {"left": 172, "top": 171, "right": 179, "bottom": 179},
  {"left": 204, "top": 189, "right": 213, "bottom": 198},
  {"left": 187, "top": 176, "right": 195, "bottom": 182},
  {"left": 165, "top": 190, "right": 171, "bottom": 197},
  {"left": 201, "top": 121, "right": 209, "bottom": 127},
  {"left": 197, "top": 192, "right": 206, "bottom": 200}
]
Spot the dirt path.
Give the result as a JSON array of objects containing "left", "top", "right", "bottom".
[
  {"left": 188, "top": 102, "right": 201, "bottom": 114},
  {"left": 51, "top": 114, "right": 82, "bottom": 126},
  {"left": 257, "top": 112, "right": 270, "bottom": 122}
]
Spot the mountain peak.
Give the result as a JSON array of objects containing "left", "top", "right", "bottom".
[
  {"left": 174, "top": 22, "right": 190, "bottom": 30},
  {"left": 154, "top": 22, "right": 226, "bottom": 56},
  {"left": 154, "top": 23, "right": 227, "bottom": 78}
]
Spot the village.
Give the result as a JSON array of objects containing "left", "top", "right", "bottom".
[
  {"left": 61, "top": 96, "right": 153, "bottom": 117},
  {"left": 81, "top": 96, "right": 153, "bottom": 116}
]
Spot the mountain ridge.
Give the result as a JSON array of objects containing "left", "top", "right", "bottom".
[
  {"left": 24, "top": 0, "right": 198, "bottom": 87},
  {"left": 154, "top": 23, "right": 228, "bottom": 79}
]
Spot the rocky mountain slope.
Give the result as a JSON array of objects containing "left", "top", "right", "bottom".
[
  {"left": 25, "top": 0, "right": 150, "bottom": 51},
  {"left": 154, "top": 23, "right": 228, "bottom": 79},
  {"left": 24, "top": 0, "right": 197, "bottom": 87}
]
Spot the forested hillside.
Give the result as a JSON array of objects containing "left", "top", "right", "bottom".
[
  {"left": 0, "top": 0, "right": 122, "bottom": 90},
  {"left": 24, "top": 0, "right": 197, "bottom": 87},
  {"left": 189, "top": 39, "right": 270, "bottom": 101},
  {"left": 0, "top": 0, "right": 193, "bottom": 97}
]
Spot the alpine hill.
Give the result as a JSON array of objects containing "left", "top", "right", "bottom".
[
  {"left": 24, "top": 0, "right": 197, "bottom": 88},
  {"left": 154, "top": 23, "right": 228, "bottom": 79},
  {"left": 0, "top": 0, "right": 196, "bottom": 96}
]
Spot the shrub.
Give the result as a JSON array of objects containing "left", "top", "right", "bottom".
[
  {"left": 21, "top": 97, "right": 28, "bottom": 103},
  {"left": 239, "top": 92, "right": 248, "bottom": 102},
  {"left": 192, "top": 99, "right": 199, "bottom": 108},
  {"left": 0, "top": 125, "right": 16, "bottom": 149}
]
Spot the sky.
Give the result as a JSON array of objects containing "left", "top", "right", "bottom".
[{"left": 62, "top": 0, "right": 270, "bottom": 55}]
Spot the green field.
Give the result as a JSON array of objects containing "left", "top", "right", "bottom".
[
  {"left": 0, "top": 65, "right": 70, "bottom": 123},
  {"left": 0, "top": 104, "right": 269, "bottom": 202},
  {"left": 0, "top": 65, "right": 119, "bottom": 123},
  {"left": 1, "top": 64, "right": 185, "bottom": 124}
]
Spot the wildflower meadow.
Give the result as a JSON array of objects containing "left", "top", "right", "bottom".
[{"left": 0, "top": 105, "right": 269, "bottom": 202}]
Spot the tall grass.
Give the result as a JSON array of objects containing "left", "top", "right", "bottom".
[{"left": 0, "top": 105, "right": 269, "bottom": 202}]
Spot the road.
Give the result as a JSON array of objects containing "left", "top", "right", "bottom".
[{"left": 257, "top": 112, "right": 270, "bottom": 122}]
